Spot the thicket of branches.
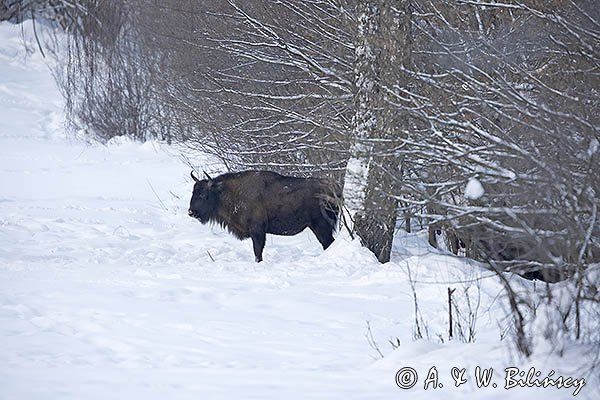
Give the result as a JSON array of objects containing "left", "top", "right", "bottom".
[
  {"left": 16, "top": 0, "right": 600, "bottom": 359},
  {"left": 0, "top": 0, "right": 83, "bottom": 27},
  {"left": 402, "top": 1, "right": 600, "bottom": 355},
  {"left": 143, "top": 1, "right": 354, "bottom": 178}
]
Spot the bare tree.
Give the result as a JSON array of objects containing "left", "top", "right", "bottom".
[
  {"left": 52, "top": 1, "right": 176, "bottom": 142},
  {"left": 136, "top": 0, "right": 354, "bottom": 178},
  {"left": 344, "top": 0, "right": 412, "bottom": 263}
]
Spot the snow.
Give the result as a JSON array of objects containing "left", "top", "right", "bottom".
[
  {"left": 589, "top": 138, "right": 599, "bottom": 157},
  {"left": 1, "top": 21, "right": 598, "bottom": 399},
  {"left": 465, "top": 177, "right": 485, "bottom": 200}
]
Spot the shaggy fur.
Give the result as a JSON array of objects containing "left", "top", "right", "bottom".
[{"left": 189, "top": 170, "right": 341, "bottom": 262}]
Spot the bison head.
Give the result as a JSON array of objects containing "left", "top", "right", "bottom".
[{"left": 188, "top": 171, "right": 221, "bottom": 223}]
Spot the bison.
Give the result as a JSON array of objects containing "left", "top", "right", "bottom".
[{"left": 188, "top": 170, "right": 341, "bottom": 262}]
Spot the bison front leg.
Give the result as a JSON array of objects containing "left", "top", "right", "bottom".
[{"left": 250, "top": 229, "right": 266, "bottom": 262}]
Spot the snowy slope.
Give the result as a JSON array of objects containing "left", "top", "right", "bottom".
[{"left": 0, "top": 21, "right": 597, "bottom": 399}]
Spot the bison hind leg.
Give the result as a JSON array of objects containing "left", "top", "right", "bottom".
[
  {"left": 310, "top": 219, "right": 335, "bottom": 250},
  {"left": 250, "top": 228, "right": 266, "bottom": 262}
]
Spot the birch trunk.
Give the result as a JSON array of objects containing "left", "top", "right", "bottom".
[{"left": 343, "top": 0, "right": 411, "bottom": 263}]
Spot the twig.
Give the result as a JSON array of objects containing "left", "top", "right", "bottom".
[
  {"left": 147, "top": 179, "right": 168, "bottom": 211},
  {"left": 341, "top": 202, "right": 355, "bottom": 240},
  {"left": 31, "top": 10, "right": 46, "bottom": 58},
  {"left": 365, "top": 321, "right": 385, "bottom": 359},
  {"left": 407, "top": 264, "right": 424, "bottom": 340},
  {"left": 207, "top": 250, "right": 215, "bottom": 262},
  {"left": 448, "top": 287, "right": 456, "bottom": 340}
]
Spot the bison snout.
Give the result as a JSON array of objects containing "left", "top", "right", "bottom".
[{"left": 188, "top": 209, "right": 196, "bottom": 217}]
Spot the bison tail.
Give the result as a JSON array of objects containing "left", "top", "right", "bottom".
[
  {"left": 316, "top": 179, "right": 343, "bottom": 231},
  {"left": 317, "top": 194, "right": 341, "bottom": 232}
]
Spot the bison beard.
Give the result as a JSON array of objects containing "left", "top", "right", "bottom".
[{"left": 188, "top": 170, "right": 341, "bottom": 262}]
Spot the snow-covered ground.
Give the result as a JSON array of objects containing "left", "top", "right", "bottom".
[{"left": 1, "top": 21, "right": 597, "bottom": 399}]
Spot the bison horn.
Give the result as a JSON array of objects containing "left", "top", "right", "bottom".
[
  {"left": 190, "top": 170, "right": 200, "bottom": 182},
  {"left": 203, "top": 170, "right": 213, "bottom": 181}
]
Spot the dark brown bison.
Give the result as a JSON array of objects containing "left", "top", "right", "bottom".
[{"left": 188, "top": 170, "right": 341, "bottom": 262}]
